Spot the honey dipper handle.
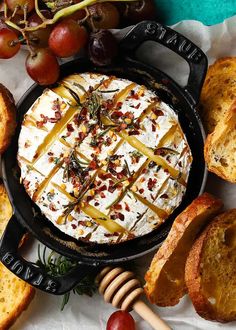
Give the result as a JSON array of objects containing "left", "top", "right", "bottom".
[{"left": 133, "top": 300, "right": 172, "bottom": 330}]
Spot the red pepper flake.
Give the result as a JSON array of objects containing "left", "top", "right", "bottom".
[
  {"left": 120, "top": 123, "right": 128, "bottom": 130},
  {"left": 129, "top": 92, "right": 139, "bottom": 100},
  {"left": 23, "top": 180, "right": 30, "bottom": 189},
  {"left": 128, "top": 130, "right": 140, "bottom": 136},
  {"left": 89, "top": 160, "right": 97, "bottom": 170},
  {"left": 124, "top": 111, "right": 134, "bottom": 119},
  {"left": 49, "top": 203, "right": 57, "bottom": 211},
  {"left": 125, "top": 203, "right": 130, "bottom": 212},
  {"left": 134, "top": 103, "right": 141, "bottom": 109},
  {"left": 153, "top": 109, "right": 164, "bottom": 117},
  {"left": 113, "top": 204, "right": 122, "bottom": 210},
  {"left": 112, "top": 110, "right": 123, "bottom": 119},
  {"left": 86, "top": 196, "right": 94, "bottom": 202},
  {"left": 78, "top": 132, "right": 86, "bottom": 142},
  {"left": 98, "top": 185, "right": 107, "bottom": 192},
  {"left": 24, "top": 141, "right": 31, "bottom": 148},
  {"left": 78, "top": 220, "right": 87, "bottom": 226},
  {"left": 118, "top": 212, "right": 125, "bottom": 221},
  {"left": 152, "top": 124, "right": 156, "bottom": 132},
  {"left": 94, "top": 202, "right": 100, "bottom": 206},
  {"left": 100, "top": 192, "right": 106, "bottom": 198},
  {"left": 117, "top": 172, "right": 124, "bottom": 180},
  {"left": 99, "top": 172, "right": 112, "bottom": 180},
  {"left": 139, "top": 188, "right": 144, "bottom": 194},
  {"left": 148, "top": 178, "right": 157, "bottom": 191},
  {"left": 116, "top": 102, "right": 123, "bottom": 109},
  {"left": 108, "top": 184, "right": 116, "bottom": 193},
  {"left": 104, "top": 232, "right": 119, "bottom": 237},
  {"left": 67, "top": 123, "right": 74, "bottom": 132},
  {"left": 71, "top": 224, "right": 77, "bottom": 229},
  {"left": 48, "top": 152, "right": 54, "bottom": 156},
  {"left": 160, "top": 193, "right": 168, "bottom": 199},
  {"left": 48, "top": 157, "right": 54, "bottom": 163},
  {"left": 154, "top": 148, "right": 165, "bottom": 156},
  {"left": 178, "top": 161, "right": 182, "bottom": 167}
]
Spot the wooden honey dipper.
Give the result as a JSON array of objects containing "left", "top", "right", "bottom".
[{"left": 96, "top": 266, "right": 171, "bottom": 330}]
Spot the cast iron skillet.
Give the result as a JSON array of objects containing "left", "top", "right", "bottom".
[{"left": 0, "top": 21, "right": 208, "bottom": 295}]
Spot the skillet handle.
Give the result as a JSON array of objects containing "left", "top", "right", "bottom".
[
  {"left": 0, "top": 216, "right": 95, "bottom": 295},
  {"left": 120, "top": 20, "right": 208, "bottom": 106}
]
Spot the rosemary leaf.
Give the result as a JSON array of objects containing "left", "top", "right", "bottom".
[{"left": 37, "top": 246, "right": 97, "bottom": 311}]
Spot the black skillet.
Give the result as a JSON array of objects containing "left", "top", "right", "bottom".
[{"left": 0, "top": 21, "right": 208, "bottom": 295}]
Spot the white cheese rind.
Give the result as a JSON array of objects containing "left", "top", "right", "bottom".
[{"left": 18, "top": 72, "right": 192, "bottom": 244}]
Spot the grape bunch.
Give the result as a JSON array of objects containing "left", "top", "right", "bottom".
[{"left": 0, "top": 0, "right": 157, "bottom": 85}]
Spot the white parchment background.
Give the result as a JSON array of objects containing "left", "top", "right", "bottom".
[{"left": 0, "top": 16, "right": 236, "bottom": 330}]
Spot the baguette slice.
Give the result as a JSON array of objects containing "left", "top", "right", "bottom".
[
  {"left": 204, "top": 100, "right": 236, "bottom": 183},
  {"left": 144, "top": 193, "right": 223, "bottom": 306},
  {"left": 0, "top": 184, "right": 12, "bottom": 237},
  {"left": 0, "top": 83, "right": 16, "bottom": 154},
  {"left": 0, "top": 184, "right": 35, "bottom": 330},
  {"left": 200, "top": 57, "right": 236, "bottom": 134},
  {"left": 185, "top": 209, "right": 236, "bottom": 323}
]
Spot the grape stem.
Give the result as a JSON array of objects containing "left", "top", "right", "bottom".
[
  {"left": 35, "top": 0, "right": 47, "bottom": 21},
  {"left": 5, "top": 0, "right": 137, "bottom": 32}
]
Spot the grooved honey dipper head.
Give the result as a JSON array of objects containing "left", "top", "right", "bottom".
[{"left": 96, "top": 267, "right": 144, "bottom": 311}]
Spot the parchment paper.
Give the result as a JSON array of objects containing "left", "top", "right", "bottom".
[{"left": 0, "top": 15, "right": 236, "bottom": 330}]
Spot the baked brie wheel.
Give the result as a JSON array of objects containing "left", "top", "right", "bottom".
[{"left": 18, "top": 73, "right": 192, "bottom": 244}]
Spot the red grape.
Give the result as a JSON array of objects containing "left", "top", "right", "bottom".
[
  {"left": 88, "top": 30, "right": 118, "bottom": 67},
  {"left": 49, "top": 19, "right": 88, "bottom": 58},
  {"left": 106, "top": 311, "right": 136, "bottom": 330},
  {"left": 0, "top": 28, "right": 20, "bottom": 59},
  {"left": 26, "top": 48, "right": 60, "bottom": 85},
  {"left": 66, "top": 9, "right": 86, "bottom": 22},
  {"left": 87, "top": 3, "right": 120, "bottom": 30},
  {"left": 5, "top": 0, "right": 35, "bottom": 15},
  {"left": 28, "top": 10, "right": 52, "bottom": 48}
]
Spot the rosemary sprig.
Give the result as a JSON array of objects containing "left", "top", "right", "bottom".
[
  {"left": 37, "top": 246, "right": 97, "bottom": 311},
  {"left": 63, "top": 176, "right": 94, "bottom": 219},
  {"left": 156, "top": 147, "right": 180, "bottom": 155},
  {"left": 62, "top": 84, "right": 82, "bottom": 106},
  {"left": 124, "top": 159, "right": 132, "bottom": 177},
  {"left": 63, "top": 150, "right": 89, "bottom": 183}
]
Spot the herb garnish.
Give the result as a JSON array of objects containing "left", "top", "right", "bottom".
[
  {"left": 63, "top": 150, "right": 89, "bottom": 183},
  {"left": 63, "top": 176, "right": 94, "bottom": 220},
  {"left": 37, "top": 246, "right": 97, "bottom": 311}
]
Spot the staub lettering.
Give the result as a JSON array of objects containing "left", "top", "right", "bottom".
[
  {"left": 2, "top": 252, "right": 59, "bottom": 293},
  {"left": 145, "top": 23, "right": 203, "bottom": 64}
]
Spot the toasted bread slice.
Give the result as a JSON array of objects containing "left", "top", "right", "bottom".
[
  {"left": 0, "top": 184, "right": 35, "bottom": 330},
  {"left": 0, "top": 184, "right": 12, "bottom": 237},
  {"left": 144, "top": 193, "right": 223, "bottom": 306},
  {"left": 200, "top": 57, "right": 236, "bottom": 134},
  {"left": 0, "top": 83, "right": 16, "bottom": 154},
  {"left": 185, "top": 209, "right": 236, "bottom": 322},
  {"left": 204, "top": 100, "right": 236, "bottom": 183}
]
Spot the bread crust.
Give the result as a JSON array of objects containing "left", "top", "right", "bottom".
[
  {"left": 200, "top": 57, "right": 236, "bottom": 134},
  {"left": 0, "top": 267, "right": 35, "bottom": 330},
  {"left": 0, "top": 184, "right": 35, "bottom": 329},
  {"left": 144, "top": 193, "right": 223, "bottom": 306},
  {"left": 0, "top": 83, "right": 16, "bottom": 154},
  {"left": 204, "top": 100, "right": 236, "bottom": 183},
  {"left": 185, "top": 209, "right": 236, "bottom": 322}
]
